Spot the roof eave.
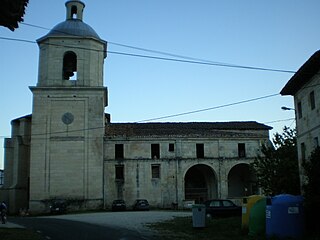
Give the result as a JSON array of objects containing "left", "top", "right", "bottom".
[{"left": 281, "top": 50, "right": 320, "bottom": 96}]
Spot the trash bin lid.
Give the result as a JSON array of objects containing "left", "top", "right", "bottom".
[{"left": 192, "top": 204, "right": 205, "bottom": 208}]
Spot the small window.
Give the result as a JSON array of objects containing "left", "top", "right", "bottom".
[
  {"left": 151, "top": 144, "right": 160, "bottom": 159},
  {"left": 169, "top": 143, "right": 175, "bottom": 152},
  {"left": 0, "top": 171, "right": 3, "bottom": 185},
  {"left": 115, "top": 144, "right": 124, "bottom": 159},
  {"left": 238, "top": 143, "right": 246, "bottom": 158},
  {"left": 314, "top": 137, "right": 319, "bottom": 148},
  {"left": 297, "top": 101, "right": 302, "bottom": 119},
  {"left": 115, "top": 165, "right": 124, "bottom": 181},
  {"left": 301, "top": 143, "right": 306, "bottom": 163},
  {"left": 196, "top": 144, "right": 204, "bottom": 158},
  {"left": 310, "top": 91, "right": 316, "bottom": 110},
  {"left": 151, "top": 164, "right": 160, "bottom": 179},
  {"left": 63, "top": 51, "right": 77, "bottom": 80}
]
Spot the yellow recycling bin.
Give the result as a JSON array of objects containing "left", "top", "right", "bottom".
[{"left": 241, "top": 195, "right": 264, "bottom": 234}]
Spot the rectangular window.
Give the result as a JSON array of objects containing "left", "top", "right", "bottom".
[
  {"left": 310, "top": 91, "right": 316, "bottom": 110},
  {"left": 151, "top": 164, "right": 160, "bottom": 179},
  {"left": 169, "top": 143, "right": 175, "bottom": 152},
  {"left": 314, "top": 137, "right": 319, "bottom": 148},
  {"left": 196, "top": 144, "right": 204, "bottom": 158},
  {"left": 115, "top": 165, "right": 124, "bottom": 181},
  {"left": 238, "top": 143, "right": 246, "bottom": 158},
  {"left": 115, "top": 144, "right": 124, "bottom": 159},
  {"left": 301, "top": 143, "right": 306, "bottom": 163},
  {"left": 297, "top": 101, "right": 302, "bottom": 119},
  {"left": 151, "top": 144, "right": 160, "bottom": 159},
  {"left": 0, "top": 171, "right": 3, "bottom": 185}
]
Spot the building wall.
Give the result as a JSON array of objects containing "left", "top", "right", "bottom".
[
  {"left": 29, "top": 88, "right": 106, "bottom": 212},
  {"left": 103, "top": 132, "right": 269, "bottom": 209},
  {"left": 0, "top": 117, "right": 31, "bottom": 213},
  {"left": 37, "top": 38, "right": 105, "bottom": 87},
  {"left": 293, "top": 73, "right": 320, "bottom": 184}
]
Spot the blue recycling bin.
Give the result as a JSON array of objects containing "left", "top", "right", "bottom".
[{"left": 266, "top": 194, "right": 304, "bottom": 239}]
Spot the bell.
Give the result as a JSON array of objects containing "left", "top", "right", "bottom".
[{"left": 63, "top": 63, "right": 75, "bottom": 80}]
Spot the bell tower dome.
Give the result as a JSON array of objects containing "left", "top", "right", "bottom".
[{"left": 29, "top": 1, "right": 107, "bottom": 213}]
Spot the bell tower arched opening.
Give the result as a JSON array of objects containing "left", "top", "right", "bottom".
[
  {"left": 63, "top": 51, "right": 77, "bottom": 80},
  {"left": 71, "top": 5, "right": 78, "bottom": 19},
  {"left": 184, "top": 164, "right": 217, "bottom": 203}
]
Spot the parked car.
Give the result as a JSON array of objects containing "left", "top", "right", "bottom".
[
  {"left": 133, "top": 199, "right": 150, "bottom": 211},
  {"left": 49, "top": 199, "right": 67, "bottom": 214},
  {"left": 204, "top": 199, "right": 241, "bottom": 218},
  {"left": 111, "top": 199, "right": 126, "bottom": 211}
]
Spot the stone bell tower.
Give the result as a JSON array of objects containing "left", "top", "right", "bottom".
[{"left": 29, "top": 0, "right": 107, "bottom": 212}]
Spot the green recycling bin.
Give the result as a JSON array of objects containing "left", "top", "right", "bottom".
[
  {"left": 192, "top": 204, "right": 206, "bottom": 228},
  {"left": 242, "top": 195, "right": 264, "bottom": 233},
  {"left": 248, "top": 197, "right": 266, "bottom": 237}
]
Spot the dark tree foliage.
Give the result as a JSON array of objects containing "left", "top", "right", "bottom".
[
  {"left": 302, "top": 147, "right": 320, "bottom": 233},
  {"left": 250, "top": 126, "right": 300, "bottom": 196},
  {"left": 0, "top": 0, "right": 29, "bottom": 31}
]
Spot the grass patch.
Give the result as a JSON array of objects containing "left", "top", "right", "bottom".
[
  {"left": 147, "top": 216, "right": 318, "bottom": 240},
  {"left": 148, "top": 216, "right": 254, "bottom": 240},
  {"left": 0, "top": 228, "right": 42, "bottom": 240}
]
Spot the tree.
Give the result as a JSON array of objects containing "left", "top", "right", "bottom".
[
  {"left": 302, "top": 147, "right": 320, "bottom": 234},
  {"left": 250, "top": 126, "right": 300, "bottom": 196},
  {"left": 0, "top": 0, "right": 29, "bottom": 31}
]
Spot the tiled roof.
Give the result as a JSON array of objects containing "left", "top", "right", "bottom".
[
  {"left": 105, "top": 122, "right": 272, "bottom": 137},
  {"left": 11, "top": 114, "right": 32, "bottom": 123},
  {"left": 281, "top": 50, "right": 320, "bottom": 96}
]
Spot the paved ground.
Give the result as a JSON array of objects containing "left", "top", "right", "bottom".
[
  {"left": 0, "top": 221, "right": 25, "bottom": 228},
  {"left": 42, "top": 210, "right": 192, "bottom": 236},
  {"left": 0, "top": 210, "right": 192, "bottom": 238}
]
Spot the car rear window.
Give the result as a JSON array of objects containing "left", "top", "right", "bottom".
[
  {"left": 222, "top": 200, "right": 234, "bottom": 207},
  {"left": 209, "top": 201, "right": 221, "bottom": 207}
]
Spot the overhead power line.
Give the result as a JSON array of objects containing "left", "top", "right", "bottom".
[
  {"left": 137, "top": 93, "right": 280, "bottom": 122},
  {"left": 0, "top": 35, "right": 296, "bottom": 74},
  {"left": 4, "top": 22, "right": 296, "bottom": 74},
  {"left": 0, "top": 92, "right": 294, "bottom": 139}
]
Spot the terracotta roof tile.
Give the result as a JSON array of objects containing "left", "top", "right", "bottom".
[{"left": 105, "top": 122, "right": 272, "bottom": 137}]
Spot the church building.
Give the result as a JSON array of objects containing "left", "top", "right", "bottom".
[{"left": 1, "top": 0, "right": 272, "bottom": 213}]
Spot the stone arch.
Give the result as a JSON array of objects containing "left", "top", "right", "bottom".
[
  {"left": 227, "top": 163, "right": 257, "bottom": 198},
  {"left": 63, "top": 51, "right": 77, "bottom": 80},
  {"left": 184, "top": 164, "right": 217, "bottom": 203}
]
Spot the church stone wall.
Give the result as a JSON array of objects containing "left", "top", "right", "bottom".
[
  {"left": 103, "top": 131, "right": 268, "bottom": 209},
  {"left": 29, "top": 88, "right": 105, "bottom": 213}
]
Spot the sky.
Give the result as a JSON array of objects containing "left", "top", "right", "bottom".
[{"left": 1, "top": 0, "right": 320, "bottom": 169}]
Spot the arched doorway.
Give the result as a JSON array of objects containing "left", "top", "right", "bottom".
[
  {"left": 184, "top": 164, "right": 217, "bottom": 203},
  {"left": 228, "top": 163, "right": 257, "bottom": 198}
]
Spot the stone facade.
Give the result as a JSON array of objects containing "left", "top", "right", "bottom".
[
  {"left": 281, "top": 50, "right": 320, "bottom": 187},
  {"left": 1, "top": 0, "right": 272, "bottom": 213},
  {"left": 27, "top": 0, "right": 107, "bottom": 213},
  {"left": 103, "top": 122, "right": 271, "bottom": 209},
  {"left": 1, "top": 115, "right": 31, "bottom": 213}
]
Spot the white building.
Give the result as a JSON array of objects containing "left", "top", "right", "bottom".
[
  {"left": 281, "top": 50, "right": 320, "bottom": 186},
  {"left": 1, "top": 0, "right": 272, "bottom": 213}
]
